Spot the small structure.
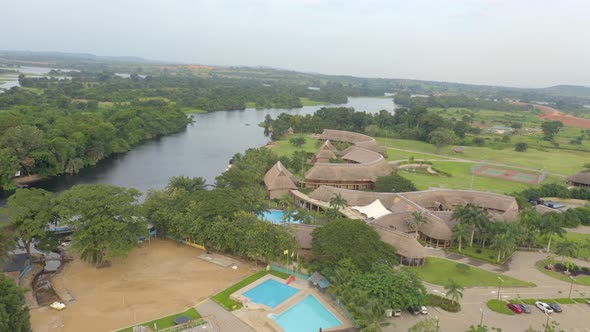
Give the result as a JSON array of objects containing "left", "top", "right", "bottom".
[
  {"left": 487, "top": 125, "right": 513, "bottom": 135},
  {"left": 264, "top": 161, "right": 298, "bottom": 199},
  {"left": 287, "top": 127, "right": 294, "bottom": 135},
  {"left": 351, "top": 199, "right": 392, "bottom": 220},
  {"left": 312, "top": 140, "right": 338, "bottom": 163},
  {"left": 308, "top": 272, "right": 330, "bottom": 292},
  {"left": 567, "top": 171, "right": 590, "bottom": 188},
  {"left": 453, "top": 146, "right": 464, "bottom": 154}
]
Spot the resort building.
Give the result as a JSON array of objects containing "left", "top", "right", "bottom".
[
  {"left": 264, "top": 161, "right": 298, "bottom": 199},
  {"left": 567, "top": 171, "right": 590, "bottom": 188}
]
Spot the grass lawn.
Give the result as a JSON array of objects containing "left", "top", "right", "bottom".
[
  {"left": 300, "top": 97, "right": 327, "bottom": 106},
  {"left": 398, "top": 161, "right": 559, "bottom": 194},
  {"left": 212, "top": 270, "right": 289, "bottom": 310},
  {"left": 180, "top": 107, "right": 208, "bottom": 114},
  {"left": 409, "top": 257, "right": 535, "bottom": 287},
  {"left": 116, "top": 307, "right": 201, "bottom": 332},
  {"left": 268, "top": 135, "right": 320, "bottom": 157},
  {"left": 534, "top": 259, "right": 590, "bottom": 286},
  {"left": 387, "top": 149, "right": 454, "bottom": 162},
  {"left": 538, "top": 232, "right": 590, "bottom": 259},
  {"left": 486, "top": 299, "right": 514, "bottom": 315},
  {"left": 376, "top": 137, "right": 590, "bottom": 175},
  {"left": 447, "top": 246, "right": 511, "bottom": 265}
]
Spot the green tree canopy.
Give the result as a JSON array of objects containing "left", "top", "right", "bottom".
[
  {"left": 54, "top": 184, "right": 147, "bottom": 267},
  {"left": 311, "top": 218, "right": 398, "bottom": 273},
  {"left": 541, "top": 120, "right": 563, "bottom": 141},
  {"left": 0, "top": 273, "right": 30, "bottom": 332},
  {"left": 429, "top": 127, "right": 456, "bottom": 153},
  {"left": 374, "top": 174, "right": 417, "bottom": 193},
  {"left": 6, "top": 188, "right": 55, "bottom": 258}
]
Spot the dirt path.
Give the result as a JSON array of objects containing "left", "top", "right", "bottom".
[
  {"left": 534, "top": 104, "right": 590, "bottom": 129},
  {"left": 29, "top": 239, "right": 254, "bottom": 332}
]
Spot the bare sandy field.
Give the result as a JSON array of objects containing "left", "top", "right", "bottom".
[
  {"left": 30, "top": 239, "right": 254, "bottom": 332},
  {"left": 534, "top": 104, "right": 590, "bottom": 129}
]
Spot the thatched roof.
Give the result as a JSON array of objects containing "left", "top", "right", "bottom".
[
  {"left": 290, "top": 224, "right": 316, "bottom": 249},
  {"left": 453, "top": 146, "right": 464, "bottom": 153},
  {"left": 264, "top": 161, "right": 297, "bottom": 191},
  {"left": 319, "top": 129, "right": 386, "bottom": 154},
  {"left": 372, "top": 225, "right": 427, "bottom": 259},
  {"left": 342, "top": 147, "right": 382, "bottom": 164},
  {"left": 314, "top": 148, "right": 337, "bottom": 161},
  {"left": 305, "top": 156, "right": 392, "bottom": 182},
  {"left": 568, "top": 171, "right": 590, "bottom": 185}
]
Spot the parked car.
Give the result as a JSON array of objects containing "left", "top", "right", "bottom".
[
  {"left": 518, "top": 303, "right": 531, "bottom": 313},
  {"left": 409, "top": 307, "right": 420, "bottom": 315},
  {"left": 535, "top": 301, "right": 554, "bottom": 314},
  {"left": 548, "top": 303, "right": 562, "bottom": 313},
  {"left": 507, "top": 303, "right": 523, "bottom": 314},
  {"left": 392, "top": 309, "right": 402, "bottom": 317},
  {"left": 420, "top": 306, "right": 428, "bottom": 315}
]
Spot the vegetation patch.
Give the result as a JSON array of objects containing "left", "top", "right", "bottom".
[
  {"left": 116, "top": 307, "right": 201, "bottom": 332},
  {"left": 212, "top": 270, "right": 287, "bottom": 310},
  {"left": 409, "top": 257, "right": 535, "bottom": 287},
  {"left": 535, "top": 259, "right": 590, "bottom": 286},
  {"left": 447, "top": 246, "right": 511, "bottom": 265},
  {"left": 426, "top": 293, "right": 461, "bottom": 312},
  {"left": 486, "top": 299, "right": 514, "bottom": 315}
]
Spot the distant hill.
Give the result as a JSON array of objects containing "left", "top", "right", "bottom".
[
  {"left": 540, "top": 85, "right": 590, "bottom": 99},
  {"left": 0, "top": 50, "right": 158, "bottom": 64}
]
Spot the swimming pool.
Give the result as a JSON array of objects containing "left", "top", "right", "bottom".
[
  {"left": 243, "top": 279, "right": 299, "bottom": 308},
  {"left": 272, "top": 294, "right": 342, "bottom": 332},
  {"left": 258, "top": 209, "right": 301, "bottom": 224}
]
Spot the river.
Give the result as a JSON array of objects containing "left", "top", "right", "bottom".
[{"left": 20, "top": 97, "right": 395, "bottom": 197}]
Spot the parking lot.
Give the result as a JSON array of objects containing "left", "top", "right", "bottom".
[{"left": 385, "top": 303, "right": 590, "bottom": 332}]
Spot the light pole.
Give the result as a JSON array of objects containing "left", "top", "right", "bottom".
[
  {"left": 435, "top": 315, "right": 439, "bottom": 331},
  {"left": 479, "top": 308, "right": 484, "bottom": 327},
  {"left": 496, "top": 277, "right": 504, "bottom": 300},
  {"left": 569, "top": 276, "right": 577, "bottom": 298}
]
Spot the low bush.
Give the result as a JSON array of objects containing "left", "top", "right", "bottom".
[
  {"left": 426, "top": 294, "right": 461, "bottom": 312},
  {"left": 486, "top": 299, "right": 514, "bottom": 315}
]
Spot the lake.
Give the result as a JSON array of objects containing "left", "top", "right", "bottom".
[{"left": 21, "top": 97, "right": 395, "bottom": 198}]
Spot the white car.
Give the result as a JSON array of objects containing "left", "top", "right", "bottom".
[
  {"left": 420, "top": 306, "right": 428, "bottom": 315},
  {"left": 535, "top": 301, "right": 553, "bottom": 314}
]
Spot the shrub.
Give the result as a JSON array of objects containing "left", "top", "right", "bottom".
[
  {"left": 514, "top": 142, "right": 528, "bottom": 152},
  {"left": 456, "top": 263, "right": 470, "bottom": 273},
  {"left": 426, "top": 294, "right": 461, "bottom": 312}
]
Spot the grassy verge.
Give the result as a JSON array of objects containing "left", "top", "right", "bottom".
[
  {"left": 538, "top": 232, "right": 590, "bottom": 259},
  {"left": 116, "top": 307, "right": 201, "bottom": 332},
  {"left": 447, "top": 246, "right": 511, "bottom": 265},
  {"left": 180, "top": 107, "right": 208, "bottom": 114},
  {"left": 409, "top": 257, "right": 535, "bottom": 287},
  {"left": 534, "top": 259, "right": 590, "bottom": 286},
  {"left": 486, "top": 299, "right": 514, "bottom": 315},
  {"left": 211, "top": 270, "right": 289, "bottom": 310},
  {"left": 300, "top": 97, "right": 327, "bottom": 106},
  {"left": 267, "top": 135, "right": 320, "bottom": 157},
  {"left": 515, "top": 297, "right": 588, "bottom": 305}
]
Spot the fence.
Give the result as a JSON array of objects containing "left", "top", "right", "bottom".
[
  {"left": 329, "top": 293, "right": 359, "bottom": 328},
  {"left": 165, "top": 235, "right": 205, "bottom": 250},
  {"left": 269, "top": 263, "right": 310, "bottom": 280},
  {"left": 19, "top": 259, "right": 32, "bottom": 284}
]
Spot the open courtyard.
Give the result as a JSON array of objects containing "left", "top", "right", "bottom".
[{"left": 29, "top": 239, "right": 254, "bottom": 332}]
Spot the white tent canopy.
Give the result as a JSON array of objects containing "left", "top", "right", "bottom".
[{"left": 352, "top": 199, "right": 391, "bottom": 220}]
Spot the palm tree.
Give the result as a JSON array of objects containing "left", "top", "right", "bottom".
[
  {"left": 329, "top": 193, "right": 348, "bottom": 218},
  {"left": 452, "top": 223, "right": 470, "bottom": 252},
  {"left": 357, "top": 298, "right": 391, "bottom": 332},
  {"left": 167, "top": 176, "right": 208, "bottom": 193},
  {"left": 555, "top": 241, "right": 578, "bottom": 270},
  {"left": 444, "top": 279, "right": 464, "bottom": 305},
  {"left": 293, "top": 208, "right": 312, "bottom": 224},
  {"left": 452, "top": 204, "right": 490, "bottom": 247},
  {"left": 410, "top": 211, "right": 429, "bottom": 237},
  {"left": 275, "top": 194, "right": 292, "bottom": 210},
  {"left": 537, "top": 213, "right": 565, "bottom": 252}
]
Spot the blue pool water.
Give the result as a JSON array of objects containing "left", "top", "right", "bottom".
[
  {"left": 258, "top": 209, "right": 301, "bottom": 224},
  {"left": 272, "top": 295, "right": 342, "bottom": 332},
  {"left": 243, "top": 279, "right": 299, "bottom": 308}
]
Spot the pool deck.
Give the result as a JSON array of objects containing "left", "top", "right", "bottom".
[{"left": 230, "top": 275, "right": 353, "bottom": 332}]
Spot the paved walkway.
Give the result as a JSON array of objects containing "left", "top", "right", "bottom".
[{"left": 195, "top": 299, "right": 255, "bottom": 332}]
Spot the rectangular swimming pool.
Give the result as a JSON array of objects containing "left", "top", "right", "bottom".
[
  {"left": 243, "top": 279, "right": 299, "bottom": 308},
  {"left": 272, "top": 294, "right": 342, "bottom": 332}
]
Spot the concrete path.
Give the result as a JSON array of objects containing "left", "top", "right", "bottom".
[{"left": 195, "top": 299, "right": 255, "bottom": 332}]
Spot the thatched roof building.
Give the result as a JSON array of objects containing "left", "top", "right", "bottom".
[
  {"left": 312, "top": 140, "right": 338, "bottom": 163},
  {"left": 264, "top": 161, "right": 298, "bottom": 199},
  {"left": 319, "top": 129, "right": 387, "bottom": 154},
  {"left": 567, "top": 171, "right": 590, "bottom": 188}
]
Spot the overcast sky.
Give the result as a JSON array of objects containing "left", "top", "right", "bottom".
[{"left": 3, "top": 0, "right": 589, "bottom": 88}]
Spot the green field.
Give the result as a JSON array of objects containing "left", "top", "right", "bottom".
[
  {"left": 408, "top": 257, "right": 535, "bottom": 287},
  {"left": 268, "top": 135, "right": 320, "bottom": 157},
  {"left": 377, "top": 137, "right": 590, "bottom": 175},
  {"left": 538, "top": 232, "right": 590, "bottom": 259},
  {"left": 116, "top": 307, "right": 201, "bottom": 332},
  {"left": 300, "top": 97, "right": 327, "bottom": 106},
  {"left": 447, "top": 246, "right": 512, "bottom": 265},
  {"left": 486, "top": 299, "right": 514, "bottom": 315}
]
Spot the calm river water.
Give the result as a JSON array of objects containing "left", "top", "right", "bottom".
[{"left": 23, "top": 97, "right": 395, "bottom": 197}]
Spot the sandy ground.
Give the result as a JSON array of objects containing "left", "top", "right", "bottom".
[
  {"left": 534, "top": 104, "right": 590, "bottom": 129},
  {"left": 30, "top": 239, "right": 254, "bottom": 332}
]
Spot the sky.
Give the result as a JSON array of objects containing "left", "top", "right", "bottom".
[{"left": 2, "top": 0, "right": 589, "bottom": 88}]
